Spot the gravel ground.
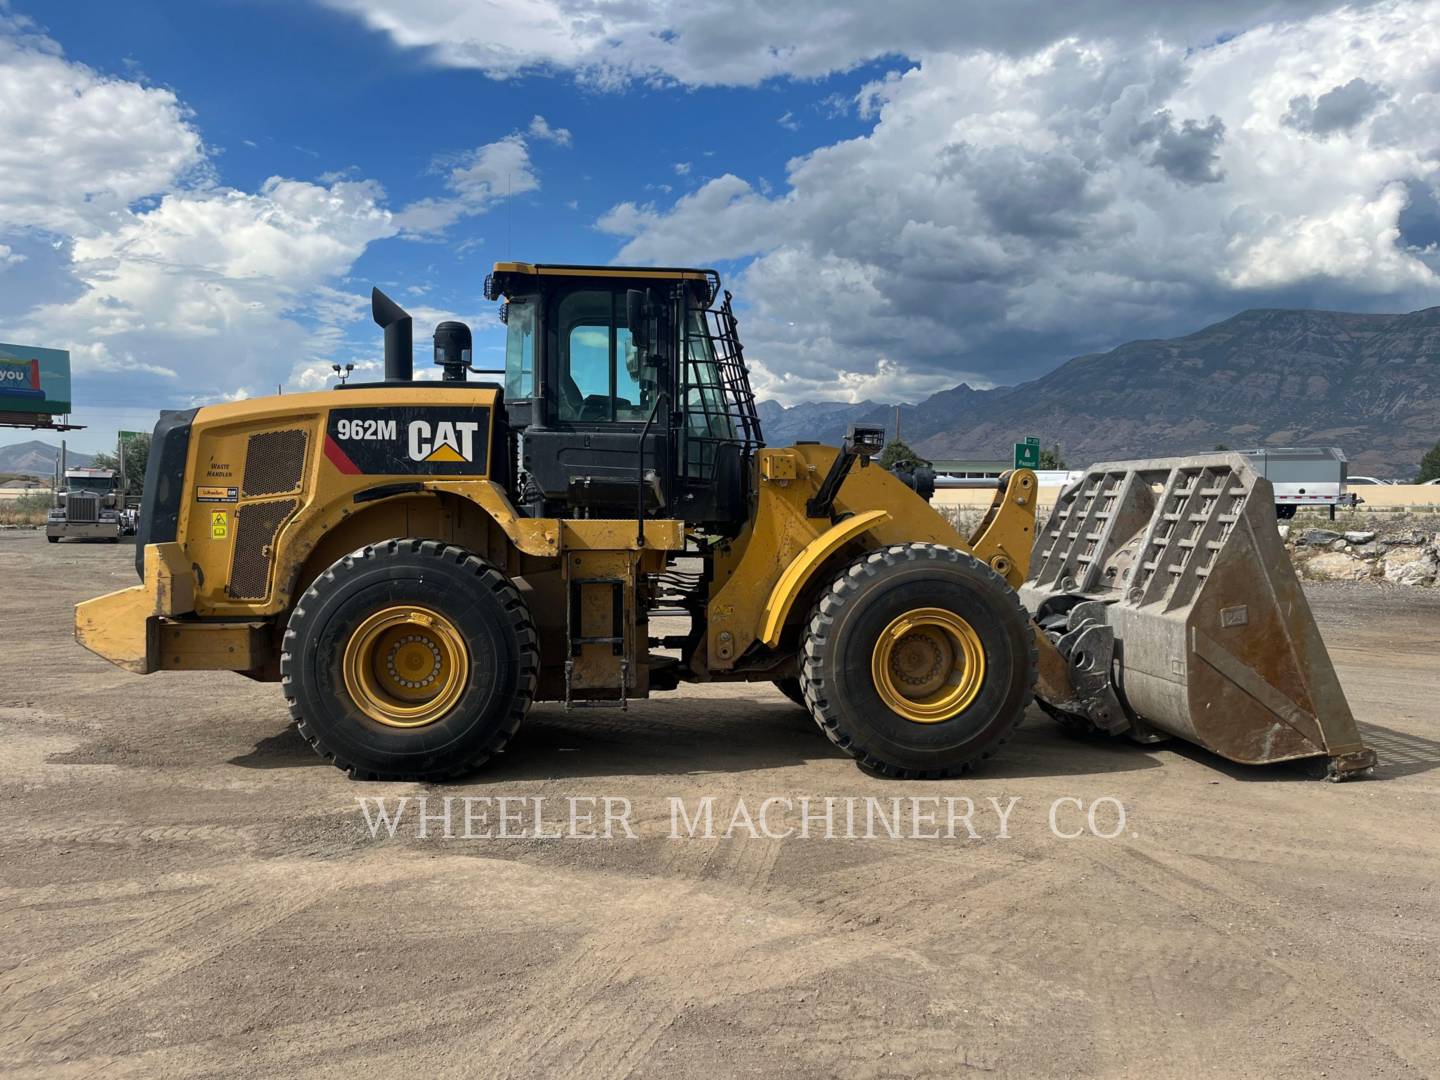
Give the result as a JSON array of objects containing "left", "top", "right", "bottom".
[{"left": 1, "top": 531, "right": 1437, "bottom": 1078}]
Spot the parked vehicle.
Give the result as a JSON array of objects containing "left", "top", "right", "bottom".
[
  {"left": 47, "top": 468, "right": 124, "bottom": 542},
  {"left": 1235, "top": 447, "right": 1357, "bottom": 520}
]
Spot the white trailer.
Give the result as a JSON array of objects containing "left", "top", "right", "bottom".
[{"left": 1236, "top": 447, "right": 1358, "bottom": 520}]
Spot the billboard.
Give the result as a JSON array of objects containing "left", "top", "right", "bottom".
[{"left": 0, "top": 342, "right": 71, "bottom": 416}]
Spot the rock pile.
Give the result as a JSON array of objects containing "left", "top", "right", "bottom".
[{"left": 1285, "top": 519, "right": 1440, "bottom": 587}]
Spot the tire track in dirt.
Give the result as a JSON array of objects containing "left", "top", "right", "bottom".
[
  {"left": 0, "top": 822, "right": 259, "bottom": 854},
  {"left": 2, "top": 997, "right": 465, "bottom": 1080},
  {"left": 0, "top": 857, "right": 415, "bottom": 1066},
  {"left": 435, "top": 835, "right": 900, "bottom": 1080},
  {"left": 1081, "top": 842, "right": 1440, "bottom": 1074}
]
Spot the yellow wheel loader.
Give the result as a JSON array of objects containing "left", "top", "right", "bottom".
[{"left": 76, "top": 264, "right": 1375, "bottom": 781}]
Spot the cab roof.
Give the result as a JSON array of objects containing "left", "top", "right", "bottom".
[{"left": 487, "top": 262, "right": 720, "bottom": 304}]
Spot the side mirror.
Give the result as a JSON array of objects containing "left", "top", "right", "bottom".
[{"left": 626, "top": 289, "right": 651, "bottom": 356}]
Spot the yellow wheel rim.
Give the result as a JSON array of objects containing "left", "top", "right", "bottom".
[
  {"left": 342, "top": 605, "right": 469, "bottom": 728},
  {"left": 871, "top": 607, "right": 986, "bottom": 723}
]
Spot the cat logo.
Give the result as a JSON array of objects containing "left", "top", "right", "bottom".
[{"left": 408, "top": 419, "right": 480, "bottom": 463}]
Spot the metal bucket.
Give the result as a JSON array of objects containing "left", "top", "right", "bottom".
[{"left": 1019, "top": 454, "right": 1375, "bottom": 779}]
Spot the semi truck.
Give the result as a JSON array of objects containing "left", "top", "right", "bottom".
[{"left": 47, "top": 467, "right": 124, "bottom": 542}]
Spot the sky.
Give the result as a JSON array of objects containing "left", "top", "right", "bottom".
[{"left": 1, "top": 0, "right": 1439, "bottom": 454}]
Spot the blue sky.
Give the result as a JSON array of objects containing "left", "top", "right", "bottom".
[{"left": 2, "top": 0, "right": 1438, "bottom": 454}]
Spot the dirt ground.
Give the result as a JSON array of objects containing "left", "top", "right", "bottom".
[{"left": 2, "top": 530, "right": 1438, "bottom": 1079}]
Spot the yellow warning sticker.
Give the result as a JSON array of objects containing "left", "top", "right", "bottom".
[{"left": 211, "top": 510, "right": 228, "bottom": 539}]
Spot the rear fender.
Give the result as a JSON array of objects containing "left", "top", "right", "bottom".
[{"left": 277, "top": 480, "right": 559, "bottom": 611}]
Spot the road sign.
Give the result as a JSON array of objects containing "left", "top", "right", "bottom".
[
  {"left": 1014, "top": 441, "right": 1041, "bottom": 469},
  {"left": 118, "top": 430, "right": 146, "bottom": 443},
  {"left": 1025, "top": 436, "right": 1040, "bottom": 447}
]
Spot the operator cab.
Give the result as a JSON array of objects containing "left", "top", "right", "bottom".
[{"left": 486, "top": 262, "right": 764, "bottom": 528}]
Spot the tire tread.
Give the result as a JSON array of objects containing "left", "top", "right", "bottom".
[
  {"left": 279, "top": 539, "right": 538, "bottom": 781},
  {"left": 799, "top": 543, "right": 1036, "bottom": 779}
]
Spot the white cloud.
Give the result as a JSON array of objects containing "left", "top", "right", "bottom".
[
  {"left": 0, "top": 17, "right": 542, "bottom": 410},
  {"left": 321, "top": 0, "right": 1357, "bottom": 88},
  {"left": 396, "top": 133, "right": 541, "bottom": 234},
  {"left": 528, "top": 114, "right": 571, "bottom": 145},
  {"left": 16, "top": 177, "right": 399, "bottom": 395},
  {"left": 673, "top": 161, "right": 691, "bottom": 176},
  {"left": 0, "top": 16, "right": 205, "bottom": 237},
  {"left": 598, "top": 1, "right": 1440, "bottom": 402}
]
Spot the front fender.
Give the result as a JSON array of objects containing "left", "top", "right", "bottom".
[{"left": 757, "top": 510, "right": 891, "bottom": 648}]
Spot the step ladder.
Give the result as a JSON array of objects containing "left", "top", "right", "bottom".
[{"left": 563, "top": 574, "right": 631, "bottom": 710}]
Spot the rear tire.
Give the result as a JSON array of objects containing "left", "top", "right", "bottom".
[
  {"left": 47, "top": 536, "right": 58, "bottom": 544},
  {"left": 281, "top": 539, "right": 538, "bottom": 781},
  {"left": 800, "top": 544, "right": 1035, "bottom": 778},
  {"left": 773, "top": 677, "right": 808, "bottom": 710}
]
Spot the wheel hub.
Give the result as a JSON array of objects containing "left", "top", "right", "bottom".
[
  {"left": 871, "top": 607, "right": 986, "bottom": 723},
  {"left": 343, "top": 606, "right": 469, "bottom": 728}
]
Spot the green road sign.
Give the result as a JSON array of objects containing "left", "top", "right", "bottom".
[
  {"left": 1025, "top": 436, "right": 1040, "bottom": 447},
  {"left": 1014, "top": 441, "right": 1041, "bottom": 469},
  {"left": 119, "top": 430, "right": 146, "bottom": 443}
]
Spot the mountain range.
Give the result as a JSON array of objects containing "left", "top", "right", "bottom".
[
  {"left": 4, "top": 306, "right": 1436, "bottom": 479},
  {"left": 757, "top": 306, "right": 1440, "bottom": 477},
  {"left": 0, "top": 440, "right": 95, "bottom": 477}
]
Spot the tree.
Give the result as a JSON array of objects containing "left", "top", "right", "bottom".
[
  {"left": 91, "top": 433, "right": 151, "bottom": 495},
  {"left": 1214, "top": 443, "right": 1231, "bottom": 452},
  {"left": 876, "top": 438, "right": 930, "bottom": 471},
  {"left": 1418, "top": 440, "right": 1440, "bottom": 484},
  {"left": 1038, "top": 443, "right": 1066, "bottom": 470}
]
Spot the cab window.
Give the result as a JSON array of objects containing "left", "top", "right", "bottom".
[
  {"left": 503, "top": 297, "right": 536, "bottom": 399},
  {"left": 554, "top": 288, "right": 653, "bottom": 422}
]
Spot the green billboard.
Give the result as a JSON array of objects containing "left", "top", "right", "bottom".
[{"left": 0, "top": 342, "right": 71, "bottom": 416}]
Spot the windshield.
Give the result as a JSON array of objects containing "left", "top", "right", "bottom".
[
  {"left": 553, "top": 287, "right": 657, "bottom": 423},
  {"left": 67, "top": 476, "right": 115, "bottom": 492}
]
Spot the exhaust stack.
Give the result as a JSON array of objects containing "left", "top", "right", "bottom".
[{"left": 372, "top": 287, "right": 413, "bottom": 381}]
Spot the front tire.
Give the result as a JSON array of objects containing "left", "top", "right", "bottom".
[
  {"left": 801, "top": 544, "right": 1035, "bottom": 778},
  {"left": 282, "top": 539, "right": 538, "bottom": 781}
]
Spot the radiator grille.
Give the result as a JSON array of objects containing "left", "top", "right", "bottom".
[
  {"left": 241, "top": 429, "right": 307, "bottom": 497},
  {"left": 227, "top": 498, "right": 297, "bottom": 599},
  {"left": 66, "top": 493, "right": 99, "bottom": 523}
]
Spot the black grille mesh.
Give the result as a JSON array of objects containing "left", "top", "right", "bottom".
[
  {"left": 241, "top": 429, "right": 307, "bottom": 497},
  {"left": 228, "top": 498, "right": 297, "bottom": 599}
]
